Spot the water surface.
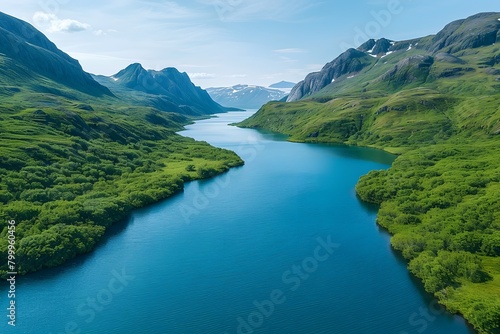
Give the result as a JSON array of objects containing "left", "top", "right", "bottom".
[{"left": 0, "top": 110, "right": 473, "bottom": 334}]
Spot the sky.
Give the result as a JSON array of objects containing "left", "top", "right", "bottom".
[{"left": 1, "top": 1, "right": 498, "bottom": 88}]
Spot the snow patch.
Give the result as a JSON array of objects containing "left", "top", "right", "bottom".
[
  {"left": 369, "top": 54, "right": 378, "bottom": 58},
  {"left": 331, "top": 78, "right": 335, "bottom": 83},
  {"left": 407, "top": 44, "right": 412, "bottom": 51},
  {"left": 381, "top": 51, "right": 394, "bottom": 58},
  {"left": 347, "top": 75, "right": 356, "bottom": 79},
  {"left": 111, "top": 76, "right": 119, "bottom": 81},
  {"left": 367, "top": 47, "right": 375, "bottom": 54},
  {"left": 390, "top": 41, "right": 395, "bottom": 45},
  {"left": 498, "top": 18, "right": 500, "bottom": 21}
]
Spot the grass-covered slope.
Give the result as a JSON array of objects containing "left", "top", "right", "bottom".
[
  {"left": 0, "top": 54, "right": 243, "bottom": 276},
  {"left": 238, "top": 13, "right": 500, "bottom": 334}
]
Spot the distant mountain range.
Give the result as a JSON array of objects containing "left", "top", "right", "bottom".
[{"left": 207, "top": 84, "right": 292, "bottom": 109}]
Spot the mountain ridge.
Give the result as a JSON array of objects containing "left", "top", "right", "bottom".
[
  {"left": 287, "top": 12, "right": 500, "bottom": 102},
  {"left": 94, "top": 64, "right": 231, "bottom": 116},
  {"left": 0, "top": 11, "right": 112, "bottom": 97}
]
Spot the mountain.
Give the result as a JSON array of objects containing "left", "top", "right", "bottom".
[
  {"left": 287, "top": 13, "right": 500, "bottom": 102},
  {"left": 94, "top": 64, "right": 230, "bottom": 116},
  {"left": 0, "top": 12, "right": 243, "bottom": 278},
  {"left": 239, "top": 12, "right": 500, "bottom": 333},
  {"left": 287, "top": 48, "right": 374, "bottom": 102},
  {"left": 206, "top": 84, "right": 287, "bottom": 109},
  {"left": 269, "top": 81, "right": 296, "bottom": 89},
  {"left": 0, "top": 12, "right": 112, "bottom": 97}
]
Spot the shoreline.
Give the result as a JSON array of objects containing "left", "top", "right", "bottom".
[{"left": 236, "top": 122, "right": 496, "bottom": 334}]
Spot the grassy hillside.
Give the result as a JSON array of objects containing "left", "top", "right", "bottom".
[
  {"left": 238, "top": 38, "right": 500, "bottom": 333},
  {"left": 0, "top": 55, "right": 243, "bottom": 276}
]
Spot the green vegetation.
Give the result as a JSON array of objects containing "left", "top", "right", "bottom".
[
  {"left": 0, "top": 55, "right": 243, "bottom": 276},
  {"left": 238, "top": 43, "right": 500, "bottom": 332}
]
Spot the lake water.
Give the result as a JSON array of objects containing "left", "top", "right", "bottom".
[{"left": 0, "top": 110, "right": 473, "bottom": 334}]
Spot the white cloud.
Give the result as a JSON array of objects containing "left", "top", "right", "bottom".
[
  {"left": 188, "top": 72, "right": 216, "bottom": 79},
  {"left": 33, "top": 12, "right": 91, "bottom": 33}
]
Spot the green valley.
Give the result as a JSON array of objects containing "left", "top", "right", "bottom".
[{"left": 0, "top": 13, "right": 242, "bottom": 277}]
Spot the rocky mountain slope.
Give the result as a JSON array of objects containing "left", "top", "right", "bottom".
[
  {"left": 0, "top": 12, "right": 112, "bottom": 97},
  {"left": 287, "top": 12, "right": 500, "bottom": 102},
  {"left": 95, "top": 64, "right": 230, "bottom": 116}
]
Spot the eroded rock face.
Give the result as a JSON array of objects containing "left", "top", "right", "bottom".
[
  {"left": 380, "top": 55, "right": 434, "bottom": 85},
  {"left": 285, "top": 12, "right": 500, "bottom": 103},
  {"left": 428, "top": 12, "right": 500, "bottom": 53},
  {"left": 287, "top": 49, "right": 373, "bottom": 102},
  {"left": 100, "top": 63, "right": 226, "bottom": 115},
  {"left": 434, "top": 53, "right": 467, "bottom": 64}
]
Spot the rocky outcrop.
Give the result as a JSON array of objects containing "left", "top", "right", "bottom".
[
  {"left": 428, "top": 12, "right": 500, "bottom": 53},
  {"left": 358, "top": 38, "right": 394, "bottom": 56},
  {"left": 380, "top": 55, "right": 434, "bottom": 85},
  {"left": 434, "top": 53, "right": 466, "bottom": 64},
  {"left": 287, "top": 48, "right": 373, "bottom": 102}
]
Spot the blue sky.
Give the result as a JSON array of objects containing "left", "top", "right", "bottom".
[{"left": 1, "top": 1, "right": 498, "bottom": 88}]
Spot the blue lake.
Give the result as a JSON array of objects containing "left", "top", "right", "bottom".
[{"left": 0, "top": 110, "right": 474, "bottom": 333}]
